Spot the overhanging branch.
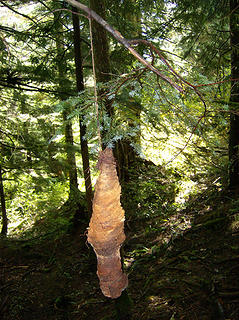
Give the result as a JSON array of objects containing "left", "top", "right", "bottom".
[{"left": 66, "top": 0, "right": 184, "bottom": 92}]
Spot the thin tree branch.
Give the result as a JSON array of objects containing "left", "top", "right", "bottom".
[
  {"left": 164, "top": 114, "right": 206, "bottom": 167},
  {"left": 0, "top": 81, "right": 72, "bottom": 96},
  {"left": 0, "top": 129, "right": 15, "bottom": 146},
  {"left": 195, "top": 78, "right": 239, "bottom": 88}
]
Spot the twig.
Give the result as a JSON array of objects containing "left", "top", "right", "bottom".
[
  {"left": 195, "top": 78, "right": 239, "bottom": 88},
  {"left": 164, "top": 114, "right": 206, "bottom": 167}
]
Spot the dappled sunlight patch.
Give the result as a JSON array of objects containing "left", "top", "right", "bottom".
[
  {"left": 230, "top": 213, "right": 239, "bottom": 232},
  {"left": 124, "top": 256, "right": 135, "bottom": 269},
  {"left": 147, "top": 295, "right": 175, "bottom": 317},
  {"left": 175, "top": 179, "right": 198, "bottom": 204},
  {"left": 6, "top": 178, "right": 68, "bottom": 237}
]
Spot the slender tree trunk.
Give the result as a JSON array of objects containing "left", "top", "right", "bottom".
[
  {"left": 229, "top": 0, "right": 239, "bottom": 190},
  {"left": 72, "top": 7, "right": 93, "bottom": 215},
  {"left": 54, "top": 9, "right": 79, "bottom": 198},
  {"left": 0, "top": 164, "right": 8, "bottom": 236},
  {"left": 62, "top": 111, "right": 79, "bottom": 196}
]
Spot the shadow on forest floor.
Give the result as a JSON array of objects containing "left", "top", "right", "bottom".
[{"left": 0, "top": 191, "right": 239, "bottom": 320}]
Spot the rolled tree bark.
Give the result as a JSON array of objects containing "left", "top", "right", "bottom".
[{"left": 87, "top": 148, "right": 128, "bottom": 298}]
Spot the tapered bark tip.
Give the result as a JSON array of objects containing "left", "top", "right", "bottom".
[{"left": 87, "top": 148, "right": 128, "bottom": 298}]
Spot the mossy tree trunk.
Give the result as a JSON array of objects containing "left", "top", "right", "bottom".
[{"left": 229, "top": 0, "right": 239, "bottom": 190}]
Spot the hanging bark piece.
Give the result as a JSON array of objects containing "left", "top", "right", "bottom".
[{"left": 87, "top": 148, "right": 128, "bottom": 299}]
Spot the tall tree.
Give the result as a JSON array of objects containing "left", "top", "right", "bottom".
[
  {"left": 54, "top": 7, "right": 79, "bottom": 199},
  {"left": 168, "top": 0, "right": 239, "bottom": 188},
  {"left": 228, "top": 0, "right": 239, "bottom": 190},
  {"left": 72, "top": 6, "right": 93, "bottom": 214}
]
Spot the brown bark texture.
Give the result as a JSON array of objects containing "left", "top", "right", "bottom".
[{"left": 87, "top": 148, "right": 128, "bottom": 298}]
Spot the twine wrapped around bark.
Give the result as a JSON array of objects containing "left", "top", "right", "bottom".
[{"left": 87, "top": 148, "right": 128, "bottom": 299}]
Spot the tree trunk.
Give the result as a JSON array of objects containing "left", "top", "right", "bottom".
[
  {"left": 89, "top": 0, "right": 114, "bottom": 118},
  {"left": 54, "top": 9, "right": 79, "bottom": 198},
  {"left": 89, "top": 0, "right": 139, "bottom": 181},
  {"left": 0, "top": 164, "right": 8, "bottom": 236},
  {"left": 229, "top": 0, "right": 239, "bottom": 190},
  {"left": 89, "top": 0, "right": 111, "bottom": 84},
  {"left": 114, "top": 3, "right": 142, "bottom": 182},
  {"left": 62, "top": 111, "right": 79, "bottom": 196},
  {"left": 72, "top": 7, "right": 93, "bottom": 215}
]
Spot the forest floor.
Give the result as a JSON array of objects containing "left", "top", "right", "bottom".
[{"left": 1, "top": 189, "right": 239, "bottom": 320}]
